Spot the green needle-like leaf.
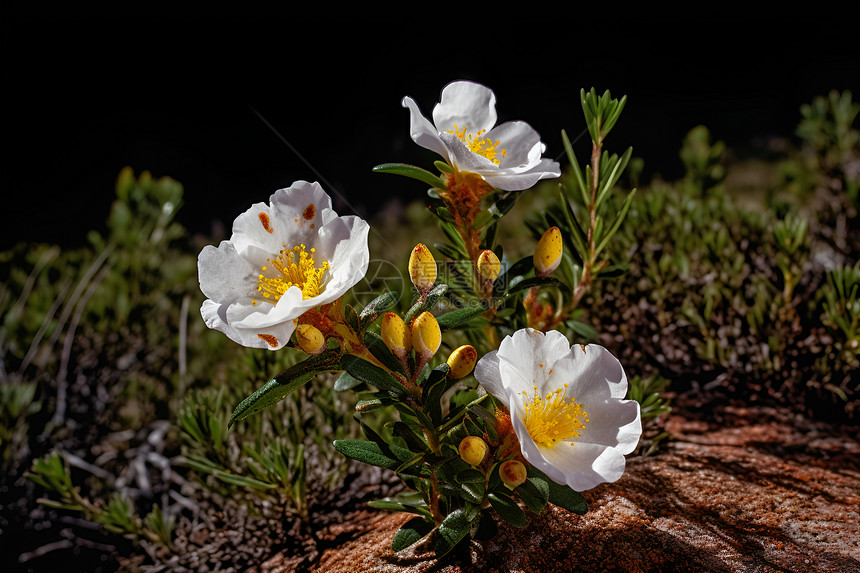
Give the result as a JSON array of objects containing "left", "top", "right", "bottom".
[
  {"left": 372, "top": 163, "right": 447, "bottom": 190},
  {"left": 594, "top": 188, "right": 637, "bottom": 258}
]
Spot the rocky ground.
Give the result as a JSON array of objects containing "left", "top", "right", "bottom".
[{"left": 251, "top": 404, "right": 860, "bottom": 573}]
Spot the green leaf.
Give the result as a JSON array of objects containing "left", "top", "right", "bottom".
[
  {"left": 423, "top": 363, "right": 453, "bottom": 425},
  {"left": 435, "top": 509, "right": 470, "bottom": 558},
  {"left": 516, "top": 479, "right": 548, "bottom": 514},
  {"left": 359, "top": 291, "right": 399, "bottom": 328},
  {"left": 404, "top": 283, "right": 449, "bottom": 324},
  {"left": 392, "top": 421, "right": 428, "bottom": 453},
  {"left": 504, "top": 276, "right": 566, "bottom": 298},
  {"left": 364, "top": 330, "right": 406, "bottom": 375},
  {"left": 434, "top": 241, "right": 466, "bottom": 262},
  {"left": 488, "top": 492, "right": 527, "bottom": 527},
  {"left": 392, "top": 516, "right": 435, "bottom": 552},
  {"left": 436, "top": 305, "right": 489, "bottom": 330},
  {"left": 562, "top": 129, "right": 589, "bottom": 206},
  {"left": 372, "top": 163, "right": 447, "bottom": 190},
  {"left": 596, "top": 146, "right": 633, "bottom": 208},
  {"left": 228, "top": 349, "right": 342, "bottom": 426},
  {"left": 344, "top": 303, "right": 360, "bottom": 333},
  {"left": 341, "top": 354, "right": 408, "bottom": 398},
  {"left": 354, "top": 396, "right": 391, "bottom": 413},
  {"left": 334, "top": 371, "right": 362, "bottom": 391},
  {"left": 434, "top": 160, "right": 453, "bottom": 174},
  {"left": 594, "top": 188, "right": 637, "bottom": 258},
  {"left": 333, "top": 439, "right": 428, "bottom": 476},
  {"left": 528, "top": 466, "right": 587, "bottom": 514}
]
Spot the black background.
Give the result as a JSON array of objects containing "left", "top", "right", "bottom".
[{"left": 3, "top": 18, "right": 859, "bottom": 251}]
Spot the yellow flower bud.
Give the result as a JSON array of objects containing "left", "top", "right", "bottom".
[
  {"left": 533, "top": 227, "right": 563, "bottom": 277},
  {"left": 446, "top": 345, "right": 477, "bottom": 379},
  {"left": 380, "top": 312, "right": 411, "bottom": 359},
  {"left": 499, "top": 460, "right": 528, "bottom": 489},
  {"left": 295, "top": 324, "right": 325, "bottom": 355},
  {"left": 477, "top": 249, "right": 501, "bottom": 281},
  {"left": 408, "top": 244, "right": 437, "bottom": 291},
  {"left": 411, "top": 311, "right": 441, "bottom": 358},
  {"left": 458, "top": 436, "right": 489, "bottom": 466}
]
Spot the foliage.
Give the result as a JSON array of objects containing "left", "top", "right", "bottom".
[{"left": 5, "top": 85, "right": 858, "bottom": 569}]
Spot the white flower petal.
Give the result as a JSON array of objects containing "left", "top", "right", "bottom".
[
  {"left": 486, "top": 121, "right": 542, "bottom": 168},
  {"left": 197, "top": 181, "right": 370, "bottom": 351},
  {"left": 548, "top": 343, "right": 630, "bottom": 402},
  {"left": 402, "top": 96, "right": 450, "bottom": 162},
  {"left": 403, "top": 80, "right": 559, "bottom": 192},
  {"left": 439, "top": 132, "right": 499, "bottom": 173},
  {"left": 510, "top": 395, "right": 627, "bottom": 491},
  {"left": 432, "top": 81, "right": 497, "bottom": 134},
  {"left": 201, "top": 299, "right": 296, "bottom": 350},
  {"left": 197, "top": 242, "right": 258, "bottom": 302},
  {"left": 576, "top": 398, "right": 641, "bottom": 453},
  {"left": 496, "top": 328, "right": 572, "bottom": 397},
  {"left": 480, "top": 329, "right": 642, "bottom": 492},
  {"left": 473, "top": 350, "right": 503, "bottom": 398}
]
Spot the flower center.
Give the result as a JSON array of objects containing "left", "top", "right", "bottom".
[
  {"left": 447, "top": 124, "right": 507, "bottom": 165},
  {"left": 522, "top": 384, "right": 588, "bottom": 448},
  {"left": 253, "top": 243, "right": 329, "bottom": 304}
]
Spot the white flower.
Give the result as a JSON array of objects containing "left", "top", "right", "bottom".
[
  {"left": 402, "top": 80, "right": 561, "bottom": 192},
  {"left": 474, "top": 328, "right": 641, "bottom": 492},
  {"left": 197, "top": 181, "right": 370, "bottom": 351}
]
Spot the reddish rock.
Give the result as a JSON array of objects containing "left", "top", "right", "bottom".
[{"left": 265, "top": 407, "right": 860, "bottom": 572}]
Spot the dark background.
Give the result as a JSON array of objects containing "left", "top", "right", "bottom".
[{"left": 3, "top": 18, "right": 859, "bottom": 251}]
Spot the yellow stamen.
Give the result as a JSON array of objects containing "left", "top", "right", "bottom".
[
  {"left": 256, "top": 242, "right": 329, "bottom": 303},
  {"left": 523, "top": 383, "right": 589, "bottom": 448},
  {"left": 447, "top": 124, "right": 507, "bottom": 164}
]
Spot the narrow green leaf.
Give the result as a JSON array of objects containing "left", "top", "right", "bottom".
[
  {"left": 556, "top": 187, "right": 588, "bottom": 261},
  {"left": 434, "top": 242, "right": 466, "bottom": 262},
  {"left": 372, "top": 163, "right": 447, "bottom": 189},
  {"left": 504, "top": 276, "right": 565, "bottom": 298},
  {"left": 561, "top": 129, "right": 589, "bottom": 206},
  {"left": 333, "top": 439, "right": 428, "bottom": 476},
  {"left": 440, "top": 222, "right": 467, "bottom": 251},
  {"left": 404, "top": 283, "right": 449, "bottom": 324},
  {"left": 392, "top": 421, "right": 428, "bottom": 453},
  {"left": 341, "top": 354, "right": 408, "bottom": 397},
  {"left": 228, "top": 349, "right": 342, "bottom": 426},
  {"left": 594, "top": 188, "right": 637, "bottom": 258},
  {"left": 334, "top": 371, "right": 362, "bottom": 391},
  {"left": 344, "top": 303, "right": 360, "bottom": 333},
  {"left": 211, "top": 470, "right": 277, "bottom": 490},
  {"left": 354, "top": 396, "right": 390, "bottom": 413},
  {"left": 359, "top": 291, "right": 399, "bottom": 328},
  {"left": 436, "top": 305, "right": 489, "bottom": 330},
  {"left": 392, "top": 516, "right": 435, "bottom": 552},
  {"left": 435, "top": 509, "right": 470, "bottom": 558},
  {"left": 434, "top": 160, "right": 453, "bottom": 174},
  {"left": 596, "top": 146, "right": 632, "bottom": 208},
  {"left": 364, "top": 330, "right": 406, "bottom": 375}
]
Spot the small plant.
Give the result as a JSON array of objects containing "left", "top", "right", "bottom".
[{"left": 207, "top": 81, "right": 648, "bottom": 558}]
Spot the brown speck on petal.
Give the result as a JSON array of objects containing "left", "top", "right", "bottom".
[
  {"left": 257, "top": 333, "right": 279, "bottom": 348},
  {"left": 580, "top": 344, "right": 587, "bottom": 352},
  {"left": 259, "top": 212, "right": 273, "bottom": 233},
  {"left": 303, "top": 203, "right": 316, "bottom": 220}
]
